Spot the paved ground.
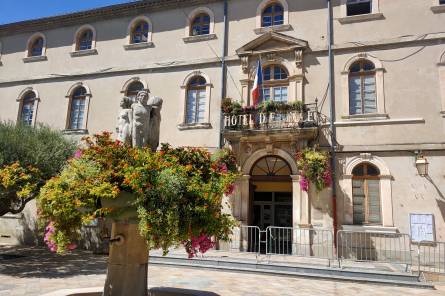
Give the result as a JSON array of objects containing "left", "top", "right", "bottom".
[{"left": 1, "top": 246, "right": 444, "bottom": 296}]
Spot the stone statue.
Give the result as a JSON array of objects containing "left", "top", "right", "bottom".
[
  {"left": 116, "top": 97, "right": 133, "bottom": 145},
  {"left": 147, "top": 96, "right": 163, "bottom": 151},
  {"left": 116, "top": 90, "right": 163, "bottom": 150},
  {"left": 131, "top": 90, "right": 151, "bottom": 148}
]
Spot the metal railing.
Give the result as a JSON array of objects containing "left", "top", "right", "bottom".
[
  {"left": 227, "top": 225, "right": 445, "bottom": 276},
  {"left": 337, "top": 230, "right": 412, "bottom": 269},
  {"left": 266, "top": 226, "right": 335, "bottom": 260},
  {"left": 230, "top": 225, "right": 261, "bottom": 255},
  {"left": 416, "top": 241, "right": 445, "bottom": 275}
]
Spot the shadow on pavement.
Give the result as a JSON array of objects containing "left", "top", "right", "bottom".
[{"left": 0, "top": 246, "right": 107, "bottom": 278}]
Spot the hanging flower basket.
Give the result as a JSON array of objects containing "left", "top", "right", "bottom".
[{"left": 296, "top": 148, "right": 332, "bottom": 192}]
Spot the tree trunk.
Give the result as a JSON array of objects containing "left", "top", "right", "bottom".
[{"left": 103, "top": 221, "right": 149, "bottom": 296}]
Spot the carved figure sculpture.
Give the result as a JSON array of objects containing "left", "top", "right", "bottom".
[
  {"left": 131, "top": 91, "right": 151, "bottom": 148},
  {"left": 147, "top": 96, "right": 163, "bottom": 151},
  {"left": 116, "top": 97, "right": 133, "bottom": 145}
]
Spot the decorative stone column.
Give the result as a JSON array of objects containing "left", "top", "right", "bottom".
[
  {"left": 103, "top": 222, "right": 149, "bottom": 296},
  {"left": 291, "top": 175, "right": 312, "bottom": 255}
]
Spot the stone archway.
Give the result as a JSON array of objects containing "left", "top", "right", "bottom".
[{"left": 233, "top": 148, "right": 310, "bottom": 230}]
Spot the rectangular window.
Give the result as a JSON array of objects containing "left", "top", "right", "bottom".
[
  {"left": 441, "top": 0, "right": 445, "bottom": 5},
  {"left": 272, "top": 87, "right": 288, "bottom": 102},
  {"left": 353, "top": 179, "right": 381, "bottom": 225},
  {"left": 21, "top": 102, "right": 34, "bottom": 126},
  {"left": 186, "top": 89, "right": 206, "bottom": 124},
  {"left": 69, "top": 98, "right": 85, "bottom": 129},
  {"left": 347, "top": 0, "right": 372, "bottom": 16}
]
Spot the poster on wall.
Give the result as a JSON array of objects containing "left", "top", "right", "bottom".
[{"left": 410, "top": 214, "right": 435, "bottom": 243}]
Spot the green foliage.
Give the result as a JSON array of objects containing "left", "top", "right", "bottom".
[
  {"left": 296, "top": 149, "right": 332, "bottom": 192},
  {"left": 0, "top": 122, "right": 76, "bottom": 179},
  {"left": 0, "top": 122, "right": 76, "bottom": 215},
  {"left": 221, "top": 98, "right": 305, "bottom": 115},
  {"left": 38, "top": 133, "right": 238, "bottom": 254}
]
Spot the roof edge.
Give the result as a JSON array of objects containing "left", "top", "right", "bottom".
[{"left": 0, "top": 0, "right": 222, "bottom": 37}]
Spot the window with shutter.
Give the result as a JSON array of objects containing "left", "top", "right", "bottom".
[
  {"left": 352, "top": 163, "right": 381, "bottom": 225},
  {"left": 349, "top": 60, "right": 377, "bottom": 115},
  {"left": 69, "top": 87, "right": 87, "bottom": 130},
  {"left": 186, "top": 76, "right": 207, "bottom": 124}
]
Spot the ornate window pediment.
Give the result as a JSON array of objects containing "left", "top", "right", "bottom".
[{"left": 236, "top": 32, "right": 308, "bottom": 57}]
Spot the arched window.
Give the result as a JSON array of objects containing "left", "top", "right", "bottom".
[
  {"left": 29, "top": 37, "right": 44, "bottom": 57},
  {"left": 186, "top": 76, "right": 207, "bottom": 124},
  {"left": 125, "top": 81, "right": 145, "bottom": 101},
  {"left": 251, "top": 156, "right": 291, "bottom": 177},
  {"left": 190, "top": 13, "right": 211, "bottom": 36},
  {"left": 262, "top": 2, "right": 284, "bottom": 27},
  {"left": 352, "top": 163, "right": 381, "bottom": 225},
  {"left": 20, "top": 91, "right": 37, "bottom": 126},
  {"left": 262, "top": 65, "right": 289, "bottom": 102},
  {"left": 76, "top": 29, "right": 94, "bottom": 51},
  {"left": 131, "top": 21, "right": 149, "bottom": 44},
  {"left": 349, "top": 60, "right": 376, "bottom": 115},
  {"left": 68, "top": 87, "right": 87, "bottom": 130}
]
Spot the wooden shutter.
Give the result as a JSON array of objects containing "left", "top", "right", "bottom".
[
  {"left": 363, "top": 75, "right": 377, "bottom": 113},
  {"left": 349, "top": 77, "right": 362, "bottom": 115},
  {"left": 366, "top": 179, "right": 381, "bottom": 224},
  {"left": 352, "top": 179, "right": 365, "bottom": 224}
]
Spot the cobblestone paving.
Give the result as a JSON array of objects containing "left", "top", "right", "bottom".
[{"left": 1, "top": 246, "right": 444, "bottom": 296}]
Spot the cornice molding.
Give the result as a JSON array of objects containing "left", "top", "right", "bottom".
[{"left": 0, "top": 0, "right": 222, "bottom": 37}]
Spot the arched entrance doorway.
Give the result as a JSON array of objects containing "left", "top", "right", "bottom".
[
  {"left": 249, "top": 156, "right": 293, "bottom": 254},
  {"left": 250, "top": 156, "right": 293, "bottom": 229}
]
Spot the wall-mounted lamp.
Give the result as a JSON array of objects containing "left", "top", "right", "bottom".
[{"left": 415, "top": 151, "right": 429, "bottom": 177}]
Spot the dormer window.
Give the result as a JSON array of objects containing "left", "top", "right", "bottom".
[
  {"left": 262, "top": 3, "right": 284, "bottom": 27},
  {"left": 347, "top": 0, "right": 372, "bottom": 16}
]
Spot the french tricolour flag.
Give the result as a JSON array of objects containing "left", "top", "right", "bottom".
[{"left": 251, "top": 60, "right": 263, "bottom": 106}]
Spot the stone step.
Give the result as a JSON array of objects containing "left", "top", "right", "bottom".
[{"left": 148, "top": 256, "right": 434, "bottom": 289}]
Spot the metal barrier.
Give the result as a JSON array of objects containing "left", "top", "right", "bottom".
[
  {"left": 417, "top": 241, "right": 445, "bottom": 275},
  {"left": 227, "top": 226, "right": 445, "bottom": 276},
  {"left": 230, "top": 225, "right": 261, "bottom": 255},
  {"left": 337, "top": 230, "right": 412, "bottom": 269},
  {"left": 266, "top": 226, "right": 335, "bottom": 260}
]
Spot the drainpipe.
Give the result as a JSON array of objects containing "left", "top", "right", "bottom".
[
  {"left": 327, "top": 0, "right": 338, "bottom": 244},
  {"left": 219, "top": 0, "right": 229, "bottom": 149}
]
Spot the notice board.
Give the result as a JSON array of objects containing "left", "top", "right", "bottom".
[{"left": 410, "top": 214, "right": 435, "bottom": 242}]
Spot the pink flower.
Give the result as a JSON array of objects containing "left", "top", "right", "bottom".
[
  {"left": 183, "top": 234, "right": 215, "bottom": 258},
  {"left": 323, "top": 169, "right": 332, "bottom": 187},
  {"left": 299, "top": 176, "right": 309, "bottom": 192},
  {"left": 219, "top": 163, "right": 228, "bottom": 173},
  {"left": 74, "top": 150, "right": 83, "bottom": 159},
  {"left": 225, "top": 183, "right": 235, "bottom": 195}
]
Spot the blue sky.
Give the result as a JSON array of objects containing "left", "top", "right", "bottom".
[{"left": 0, "top": 0, "right": 137, "bottom": 25}]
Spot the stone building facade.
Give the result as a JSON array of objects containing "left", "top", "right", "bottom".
[{"left": 0, "top": 0, "right": 444, "bottom": 249}]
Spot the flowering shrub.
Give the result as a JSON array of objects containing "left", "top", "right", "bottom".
[
  {"left": 38, "top": 133, "right": 238, "bottom": 256},
  {"left": 296, "top": 149, "right": 331, "bottom": 192},
  {"left": 0, "top": 122, "right": 75, "bottom": 216}
]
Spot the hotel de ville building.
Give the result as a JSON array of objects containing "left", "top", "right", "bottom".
[{"left": 0, "top": 0, "right": 445, "bottom": 257}]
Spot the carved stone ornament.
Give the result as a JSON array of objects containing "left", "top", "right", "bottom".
[
  {"left": 360, "top": 153, "right": 373, "bottom": 160},
  {"left": 295, "top": 49, "right": 303, "bottom": 68},
  {"left": 241, "top": 56, "right": 249, "bottom": 74},
  {"left": 265, "top": 52, "right": 277, "bottom": 62}
]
